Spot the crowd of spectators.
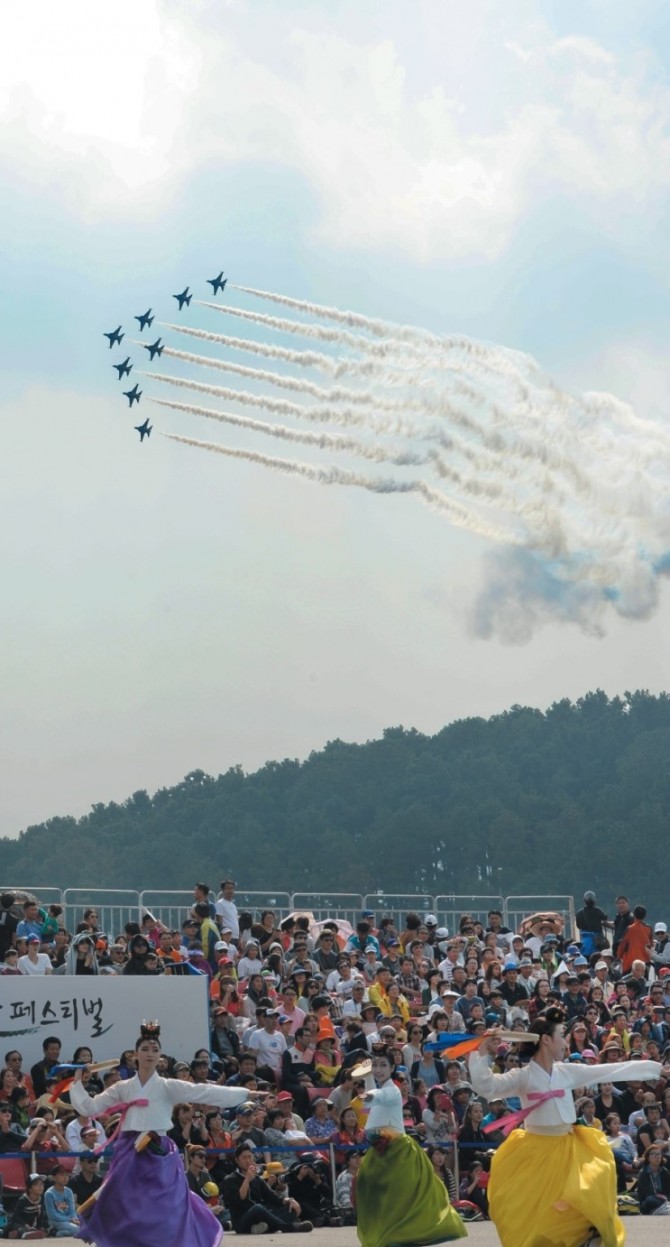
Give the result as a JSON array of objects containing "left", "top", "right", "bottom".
[{"left": 1, "top": 884, "right": 670, "bottom": 1228}]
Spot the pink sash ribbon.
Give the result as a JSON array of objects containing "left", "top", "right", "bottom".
[
  {"left": 93, "top": 1097, "right": 150, "bottom": 1153},
  {"left": 483, "top": 1088, "right": 565, "bottom": 1138}
]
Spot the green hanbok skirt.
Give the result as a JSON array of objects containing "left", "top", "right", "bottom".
[{"left": 357, "top": 1135, "right": 466, "bottom": 1247}]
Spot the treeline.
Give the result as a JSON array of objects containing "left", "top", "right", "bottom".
[{"left": 3, "top": 690, "right": 670, "bottom": 911}]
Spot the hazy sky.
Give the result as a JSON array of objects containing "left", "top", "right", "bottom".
[{"left": 2, "top": 0, "right": 670, "bottom": 837}]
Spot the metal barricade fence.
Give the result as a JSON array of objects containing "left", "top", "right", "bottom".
[
  {"left": 4, "top": 886, "right": 63, "bottom": 911},
  {"left": 363, "top": 894, "right": 435, "bottom": 930},
  {"left": 291, "top": 894, "right": 364, "bottom": 928},
  {"left": 62, "top": 889, "right": 141, "bottom": 941},
  {"left": 233, "top": 892, "right": 292, "bottom": 922},
  {"left": 434, "top": 896, "right": 506, "bottom": 935},
  {"left": 17, "top": 885, "right": 577, "bottom": 943},
  {"left": 139, "top": 890, "right": 201, "bottom": 932}
]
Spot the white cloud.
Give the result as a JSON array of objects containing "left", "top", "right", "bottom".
[{"left": 2, "top": 2, "right": 670, "bottom": 256}]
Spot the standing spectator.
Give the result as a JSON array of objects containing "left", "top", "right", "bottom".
[
  {"left": 575, "top": 893, "right": 610, "bottom": 957},
  {"left": 612, "top": 896, "right": 634, "bottom": 958},
  {"left": 617, "top": 906, "right": 653, "bottom": 974},
  {"left": 215, "top": 880, "right": 240, "bottom": 942},
  {"left": 17, "top": 900, "right": 44, "bottom": 941},
  {"left": 191, "top": 883, "right": 217, "bottom": 922},
  {"left": 0, "top": 894, "right": 18, "bottom": 957}
]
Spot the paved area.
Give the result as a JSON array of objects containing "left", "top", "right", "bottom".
[{"left": 51, "top": 1223, "right": 670, "bottom": 1246}]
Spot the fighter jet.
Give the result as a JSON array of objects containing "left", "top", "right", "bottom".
[
  {"left": 104, "top": 326, "right": 124, "bottom": 349},
  {"left": 135, "top": 419, "right": 152, "bottom": 442},
  {"left": 123, "top": 383, "right": 142, "bottom": 407},
  {"left": 113, "top": 357, "right": 132, "bottom": 379},
  {"left": 207, "top": 271, "right": 227, "bottom": 295},
  {"left": 142, "top": 337, "right": 164, "bottom": 361},
  {"left": 173, "top": 287, "right": 192, "bottom": 310},
  {"left": 135, "top": 308, "right": 154, "bottom": 331}
]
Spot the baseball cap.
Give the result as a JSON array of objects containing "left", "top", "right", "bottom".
[
  {"left": 594, "top": 961, "right": 609, "bottom": 971},
  {"left": 214, "top": 941, "right": 228, "bottom": 952},
  {"left": 425, "top": 914, "right": 438, "bottom": 926},
  {"left": 277, "top": 1091, "right": 293, "bottom": 1102},
  {"left": 236, "top": 1102, "right": 255, "bottom": 1116},
  {"left": 27, "top": 934, "right": 41, "bottom": 944},
  {"left": 264, "top": 1008, "right": 281, "bottom": 1017},
  {"left": 574, "top": 956, "right": 588, "bottom": 967},
  {"left": 435, "top": 928, "right": 449, "bottom": 939},
  {"left": 655, "top": 923, "right": 667, "bottom": 934}
]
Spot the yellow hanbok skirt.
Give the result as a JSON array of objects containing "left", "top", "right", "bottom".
[{"left": 488, "top": 1125, "right": 623, "bottom": 1247}]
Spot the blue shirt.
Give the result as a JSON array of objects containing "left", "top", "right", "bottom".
[{"left": 16, "top": 919, "right": 43, "bottom": 940}]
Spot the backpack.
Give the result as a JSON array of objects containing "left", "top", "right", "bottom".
[{"left": 617, "top": 1193, "right": 640, "bottom": 1216}]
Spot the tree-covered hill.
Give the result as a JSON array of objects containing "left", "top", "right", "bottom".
[{"left": 3, "top": 690, "right": 669, "bottom": 910}]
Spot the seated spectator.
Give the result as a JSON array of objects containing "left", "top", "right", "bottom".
[
  {"left": 303, "top": 1097, "right": 337, "bottom": 1146},
  {"left": 44, "top": 1164, "right": 80, "bottom": 1237},
  {"left": 410, "top": 1042, "right": 446, "bottom": 1090},
  {"left": 603, "top": 1112, "right": 637, "bottom": 1169},
  {"left": 426, "top": 1144, "right": 457, "bottom": 1201},
  {"left": 8, "top": 1173, "right": 48, "bottom": 1238},
  {"left": 223, "top": 1142, "right": 311, "bottom": 1233},
  {"left": 334, "top": 1150, "right": 360, "bottom": 1224},
  {"left": 69, "top": 1152, "right": 102, "bottom": 1209},
  {"left": 232, "top": 1102, "right": 270, "bottom": 1161},
  {"left": 0, "top": 1101, "right": 29, "bottom": 1152},
  {"left": 122, "top": 934, "right": 152, "bottom": 975},
  {"left": 18, "top": 934, "right": 52, "bottom": 975},
  {"left": 285, "top": 1152, "right": 342, "bottom": 1227},
  {"left": 422, "top": 1086, "right": 456, "bottom": 1144},
  {"left": 459, "top": 1161, "right": 489, "bottom": 1218},
  {"left": 333, "top": 1106, "right": 365, "bottom": 1164},
  {"left": 637, "top": 1144, "right": 670, "bottom": 1214},
  {"left": 185, "top": 1144, "right": 226, "bottom": 1224},
  {"left": 458, "top": 1100, "right": 491, "bottom": 1170},
  {"left": 168, "top": 1103, "right": 208, "bottom": 1152}
]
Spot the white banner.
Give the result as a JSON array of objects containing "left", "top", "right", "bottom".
[{"left": 0, "top": 975, "right": 210, "bottom": 1069}]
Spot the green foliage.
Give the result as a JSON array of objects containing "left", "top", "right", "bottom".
[{"left": 2, "top": 690, "right": 669, "bottom": 909}]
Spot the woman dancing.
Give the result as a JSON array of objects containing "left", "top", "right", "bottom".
[
  {"left": 469, "top": 1006, "right": 661, "bottom": 1247},
  {"left": 70, "top": 1021, "right": 252, "bottom": 1247}
]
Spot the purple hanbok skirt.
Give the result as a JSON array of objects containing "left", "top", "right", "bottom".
[{"left": 77, "top": 1133, "right": 222, "bottom": 1247}]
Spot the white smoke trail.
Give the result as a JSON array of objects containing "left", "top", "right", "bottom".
[
  {"left": 156, "top": 343, "right": 405, "bottom": 411},
  {"left": 196, "top": 300, "right": 370, "bottom": 353},
  {"left": 162, "top": 433, "right": 518, "bottom": 545},
  {"left": 142, "top": 371, "right": 425, "bottom": 439},
  {"left": 159, "top": 322, "right": 338, "bottom": 374},
  {"left": 232, "top": 284, "right": 549, "bottom": 397},
  {"left": 151, "top": 397, "right": 431, "bottom": 467}
]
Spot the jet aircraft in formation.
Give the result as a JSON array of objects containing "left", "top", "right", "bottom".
[
  {"left": 143, "top": 337, "right": 164, "bottom": 361},
  {"left": 135, "top": 419, "right": 152, "bottom": 442},
  {"left": 135, "top": 308, "right": 154, "bottom": 331},
  {"left": 105, "top": 264, "right": 229, "bottom": 442},
  {"left": 104, "top": 326, "right": 124, "bottom": 348},
  {"left": 173, "top": 286, "right": 192, "bottom": 310},
  {"left": 207, "top": 271, "right": 227, "bottom": 295},
  {"left": 123, "top": 383, "right": 142, "bottom": 407}
]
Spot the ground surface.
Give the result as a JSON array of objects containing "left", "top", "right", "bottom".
[{"left": 53, "top": 1222, "right": 669, "bottom": 1246}]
